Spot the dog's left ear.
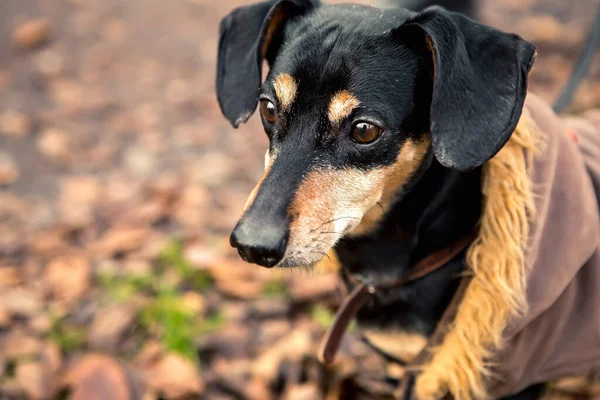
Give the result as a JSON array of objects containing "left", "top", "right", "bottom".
[
  {"left": 397, "top": 7, "right": 536, "bottom": 170},
  {"left": 217, "top": 0, "right": 319, "bottom": 128}
]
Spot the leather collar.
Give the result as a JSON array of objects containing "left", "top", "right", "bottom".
[{"left": 318, "top": 230, "right": 477, "bottom": 365}]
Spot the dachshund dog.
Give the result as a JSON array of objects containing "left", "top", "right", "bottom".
[{"left": 216, "top": 1, "right": 600, "bottom": 399}]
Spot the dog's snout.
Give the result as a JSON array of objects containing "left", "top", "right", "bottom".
[{"left": 230, "top": 218, "right": 289, "bottom": 268}]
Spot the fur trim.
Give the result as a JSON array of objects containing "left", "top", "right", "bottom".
[{"left": 415, "top": 111, "right": 540, "bottom": 400}]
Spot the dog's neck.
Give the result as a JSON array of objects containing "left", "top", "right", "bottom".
[{"left": 334, "top": 158, "right": 482, "bottom": 333}]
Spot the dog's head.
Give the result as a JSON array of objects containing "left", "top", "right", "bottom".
[{"left": 216, "top": 0, "right": 535, "bottom": 268}]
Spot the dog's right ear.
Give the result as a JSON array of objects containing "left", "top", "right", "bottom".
[{"left": 217, "top": 0, "right": 318, "bottom": 128}]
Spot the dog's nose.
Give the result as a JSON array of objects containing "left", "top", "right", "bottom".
[{"left": 230, "top": 218, "right": 289, "bottom": 268}]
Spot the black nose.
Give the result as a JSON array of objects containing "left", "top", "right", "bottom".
[{"left": 230, "top": 218, "right": 289, "bottom": 268}]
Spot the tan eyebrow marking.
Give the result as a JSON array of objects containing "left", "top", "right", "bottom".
[
  {"left": 273, "top": 73, "right": 297, "bottom": 110},
  {"left": 328, "top": 90, "right": 361, "bottom": 124}
]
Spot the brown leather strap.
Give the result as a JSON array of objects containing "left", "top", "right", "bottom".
[
  {"left": 380, "top": 230, "right": 478, "bottom": 290},
  {"left": 318, "top": 282, "right": 371, "bottom": 365},
  {"left": 318, "top": 230, "right": 477, "bottom": 366}
]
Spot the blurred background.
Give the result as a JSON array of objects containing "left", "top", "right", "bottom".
[{"left": 0, "top": 0, "right": 599, "bottom": 399}]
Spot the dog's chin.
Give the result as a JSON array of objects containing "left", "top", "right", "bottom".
[{"left": 275, "top": 258, "right": 319, "bottom": 269}]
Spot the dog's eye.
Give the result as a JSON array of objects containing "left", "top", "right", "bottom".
[
  {"left": 351, "top": 122, "right": 381, "bottom": 144},
  {"left": 260, "top": 100, "right": 277, "bottom": 123}
]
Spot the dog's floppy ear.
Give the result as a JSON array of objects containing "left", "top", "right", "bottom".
[
  {"left": 217, "top": 0, "right": 318, "bottom": 128},
  {"left": 398, "top": 7, "right": 536, "bottom": 170}
]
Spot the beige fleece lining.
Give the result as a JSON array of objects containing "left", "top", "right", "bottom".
[{"left": 414, "top": 110, "right": 540, "bottom": 400}]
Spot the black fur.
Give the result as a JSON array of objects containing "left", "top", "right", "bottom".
[
  {"left": 216, "top": 1, "right": 539, "bottom": 398},
  {"left": 379, "top": 0, "right": 477, "bottom": 19}
]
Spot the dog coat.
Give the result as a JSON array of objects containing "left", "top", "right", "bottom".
[
  {"left": 404, "top": 93, "right": 600, "bottom": 399},
  {"left": 486, "top": 94, "right": 600, "bottom": 397}
]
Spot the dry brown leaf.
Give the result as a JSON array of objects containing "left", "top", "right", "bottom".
[
  {"left": 283, "top": 383, "right": 323, "bottom": 400},
  {"left": 0, "top": 152, "right": 20, "bottom": 185},
  {"left": 45, "top": 254, "right": 90, "bottom": 302},
  {"left": 218, "top": 279, "right": 263, "bottom": 300},
  {"left": 93, "top": 226, "right": 150, "bottom": 257},
  {"left": 13, "top": 19, "right": 51, "bottom": 49},
  {"left": 173, "top": 185, "right": 208, "bottom": 227},
  {"left": 289, "top": 274, "right": 337, "bottom": 302},
  {"left": 41, "top": 342, "right": 63, "bottom": 375},
  {"left": 2, "top": 288, "right": 42, "bottom": 317},
  {"left": 146, "top": 353, "right": 204, "bottom": 398},
  {"left": 1, "top": 332, "right": 43, "bottom": 358},
  {"left": 552, "top": 376, "right": 591, "bottom": 394},
  {"left": 37, "top": 129, "right": 71, "bottom": 162},
  {"left": 253, "top": 328, "right": 313, "bottom": 380},
  {"left": 0, "top": 108, "right": 29, "bottom": 137},
  {"left": 0, "top": 266, "right": 22, "bottom": 287},
  {"left": 66, "top": 354, "right": 133, "bottom": 400},
  {"left": 16, "top": 361, "right": 51, "bottom": 400},
  {"left": 245, "top": 377, "right": 274, "bottom": 400},
  {"left": 88, "top": 306, "right": 136, "bottom": 350},
  {"left": 59, "top": 176, "right": 102, "bottom": 226},
  {"left": 36, "top": 49, "right": 63, "bottom": 76},
  {"left": 0, "top": 302, "right": 9, "bottom": 327},
  {"left": 29, "top": 313, "right": 52, "bottom": 334},
  {"left": 134, "top": 340, "right": 164, "bottom": 368}
]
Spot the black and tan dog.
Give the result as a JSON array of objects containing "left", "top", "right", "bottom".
[{"left": 216, "top": 1, "right": 600, "bottom": 399}]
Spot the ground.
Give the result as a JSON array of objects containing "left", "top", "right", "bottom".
[{"left": 0, "top": 0, "right": 599, "bottom": 399}]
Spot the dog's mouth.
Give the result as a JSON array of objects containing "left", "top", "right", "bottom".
[
  {"left": 274, "top": 213, "right": 365, "bottom": 268},
  {"left": 230, "top": 206, "right": 368, "bottom": 269}
]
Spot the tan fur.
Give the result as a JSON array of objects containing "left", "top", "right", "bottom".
[
  {"left": 274, "top": 73, "right": 297, "bottom": 110},
  {"left": 243, "top": 150, "right": 277, "bottom": 213},
  {"left": 261, "top": 9, "right": 287, "bottom": 59},
  {"left": 286, "top": 165, "right": 385, "bottom": 266},
  {"left": 284, "top": 138, "right": 429, "bottom": 267},
  {"left": 414, "top": 111, "right": 540, "bottom": 400},
  {"left": 425, "top": 36, "right": 436, "bottom": 81},
  {"left": 328, "top": 90, "right": 361, "bottom": 124},
  {"left": 351, "top": 137, "right": 431, "bottom": 236},
  {"left": 362, "top": 329, "right": 428, "bottom": 363}
]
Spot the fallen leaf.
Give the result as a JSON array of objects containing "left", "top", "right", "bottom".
[
  {"left": 173, "top": 185, "right": 208, "bottom": 227},
  {"left": 59, "top": 176, "right": 102, "bottom": 226},
  {"left": 93, "top": 226, "right": 149, "bottom": 257},
  {"left": 88, "top": 306, "right": 136, "bottom": 350},
  {"left": 45, "top": 254, "right": 90, "bottom": 302},
  {"left": 0, "top": 110, "right": 31, "bottom": 138},
  {"left": 552, "top": 376, "right": 591, "bottom": 394},
  {"left": 16, "top": 361, "right": 50, "bottom": 400},
  {"left": 66, "top": 354, "right": 133, "bottom": 400},
  {"left": 283, "top": 383, "right": 323, "bottom": 400},
  {"left": 146, "top": 353, "right": 204, "bottom": 398},
  {"left": 13, "top": 19, "right": 51, "bottom": 49},
  {"left": 41, "top": 342, "right": 63, "bottom": 375},
  {"left": 0, "top": 266, "right": 22, "bottom": 287},
  {"left": 1, "top": 332, "right": 43, "bottom": 358},
  {"left": 134, "top": 341, "right": 164, "bottom": 368},
  {"left": 37, "top": 128, "right": 71, "bottom": 162},
  {"left": 2, "top": 288, "right": 42, "bottom": 317},
  {"left": 29, "top": 313, "right": 52, "bottom": 334},
  {"left": 253, "top": 328, "right": 313, "bottom": 380},
  {"left": 0, "top": 152, "right": 20, "bottom": 185},
  {"left": 289, "top": 274, "right": 338, "bottom": 302},
  {"left": 36, "top": 49, "right": 63, "bottom": 75},
  {"left": 0, "top": 302, "right": 9, "bottom": 327},
  {"left": 245, "top": 377, "right": 274, "bottom": 400}
]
